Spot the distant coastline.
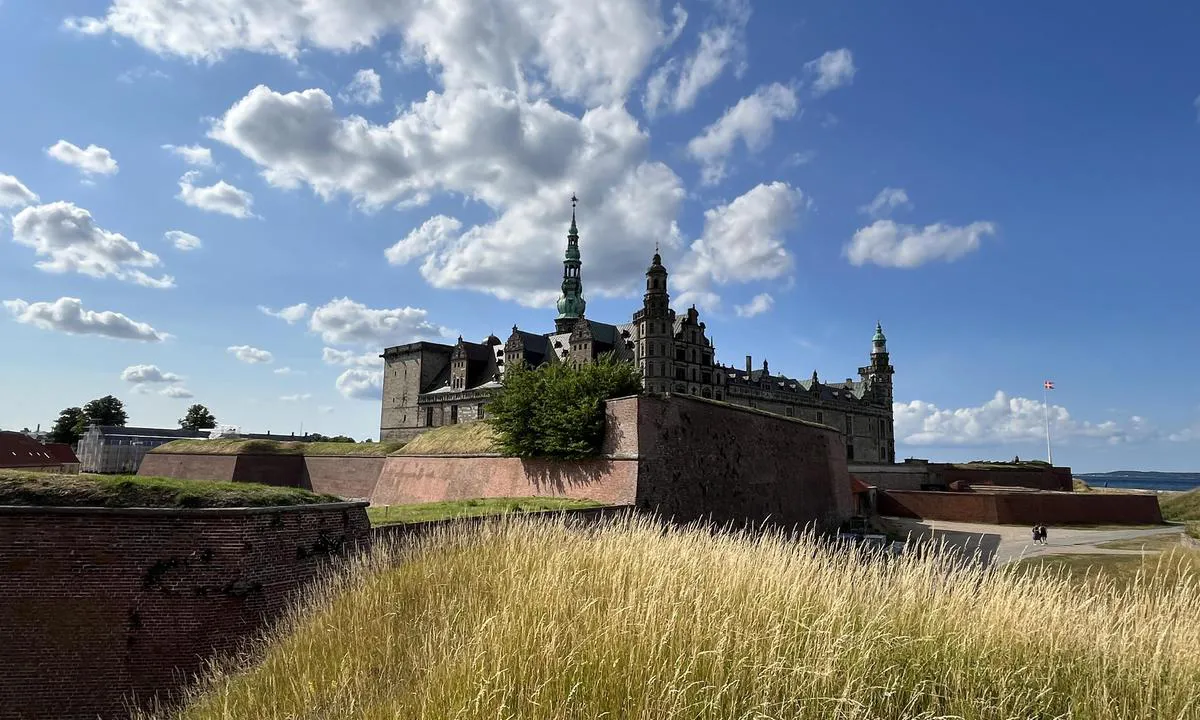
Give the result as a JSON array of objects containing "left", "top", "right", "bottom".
[{"left": 1076, "top": 471, "right": 1200, "bottom": 493}]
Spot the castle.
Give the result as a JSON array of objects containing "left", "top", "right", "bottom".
[{"left": 380, "top": 200, "right": 897, "bottom": 463}]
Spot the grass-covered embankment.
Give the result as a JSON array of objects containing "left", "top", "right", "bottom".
[
  {"left": 165, "top": 516, "right": 1200, "bottom": 720},
  {"left": 367, "top": 497, "right": 605, "bottom": 526},
  {"left": 1161, "top": 487, "right": 1200, "bottom": 539},
  {"left": 0, "top": 470, "right": 339, "bottom": 508},
  {"left": 152, "top": 439, "right": 406, "bottom": 456},
  {"left": 392, "top": 422, "right": 499, "bottom": 455}
]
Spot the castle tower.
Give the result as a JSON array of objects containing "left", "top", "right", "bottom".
[
  {"left": 635, "top": 248, "right": 673, "bottom": 393},
  {"left": 555, "top": 194, "right": 586, "bottom": 333},
  {"left": 858, "top": 321, "right": 896, "bottom": 462}
]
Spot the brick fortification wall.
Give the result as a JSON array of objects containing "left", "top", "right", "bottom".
[
  {"left": 635, "top": 395, "right": 854, "bottom": 530},
  {"left": 138, "top": 454, "right": 384, "bottom": 499},
  {"left": 878, "top": 490, "right": 1163, "bottom": 525},
  {"left": 850, "top": 463, "right": 1072, "bottom": 492},
  {"left": 0, "top": 502, "right": 370, "bottom": 720}
]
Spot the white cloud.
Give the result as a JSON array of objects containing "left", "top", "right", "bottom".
[
  {"left": 67, "top": 0, "right": 680, "bottom": 106},
  {"left": 846, "top": 219, "right": 996, "bottom": 268},
  {"left": 340, "top": 68, "right": 382, "bottom": 106},
  {"left": 385, "top": 215, "right": 462, "bottom": 266},
  {"left": 895, "top": 391, "right": 1152, "bottom": 447},
  {"left": 309, "top": 297, "right": 452, "bottom": 347},
  {"left": 805, "top": 48, "right": 856, "bottom": 96},
  {"left": 227, "top": 345, "right": 274, "bottom": 364},
  {"left": 212, "top": 83, "right": 685, "bottom": 305},
  {"left": 1169, "top": 425, "right": 1199, "bottom": 443},
  {"left": 786, "top": 150, "right": 817, "bottom": 167},
  {"left": 259, "top": 302, "right": 310, "bottom": 323},
  {"left": 117, "top": 65, "right": 169, "bottom": 83},
  {"left": 274, "top": 366, "right": 304, "bottom": 375},
  {"left": 734, "top": 293, "right": 774, "bottom": 318},
  {"left": 120, "top": 364, "right": 182, "bottom": 383},
  {"left": 280, "top": 393, "right": 312, "bottom": 402},
  {"left": 322, "top": 346, "right": 383, "bottom": 368},
  {"left": 674, "top": 182, "right": 805, "bottom": 309},
  {"left": 177, "top": 171, "right": 255, "bottom": 218},
  {"left": 0, "top": 173, "right": 39, "bottom": 208},
  {"left": 162, "top": 143, "right": 214, "bottom": 166},
  {"left": 335, "top": 368, "right": 383, "bottom": 400},
  {"left": 161, "top": 386, "right": 194, "bottom": 399},
  {"left": 859, "top": 187, "right": 911, "bottom": 218},
  {"left": 3, "top": 297, "right": 167, "bottom": 341},
  {"left": 687, "top": 83, "right": 798, "bottom": 185},
  {"left": 318, "top": 405, "right": 335, "bottom": 414},
  {"left": 11, "top": 202, "right": 174, "bottom": 288},
  {"left": 164, "top": 230, "right": 201, "bottom": 251},
  {"left": 644, "top": 0, "right": 749, "bottom": 116},
  {"left": 46, "top": 140, "right": 119, "bottom": 175}
]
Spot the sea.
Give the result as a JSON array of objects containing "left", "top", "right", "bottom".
[{"left": 1076, "top": 473, "right": 1200, "bottom": 493}]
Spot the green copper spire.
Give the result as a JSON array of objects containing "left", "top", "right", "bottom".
[
  {"left": 556, "top": 194, "right": 586, "bottom": 324},
  {"left": 873, "top": 321, "right": 886, "bottom": 343}
]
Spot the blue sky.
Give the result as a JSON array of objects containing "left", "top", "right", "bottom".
[{"left": 1, "top": 0, "right": 1197, "bottom": 472}]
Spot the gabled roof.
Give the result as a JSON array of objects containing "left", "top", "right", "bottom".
[
  {"left": 0, "top": 431, "right": 63, "bottom": 468},
  {"left": 42, "top": 443, "right": 79, "bottom": 464}
]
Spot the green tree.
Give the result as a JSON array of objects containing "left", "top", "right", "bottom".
[
  {"left": 49, "top": 407, "right": 85, "bottom": 445},
  {"left": 179, "top": 404, "right": 217, "bottom": 431},
  {"left": 486, "top": 354, "right": 642, "bottom": 459},
  {"left": 81, "top": 395, "right": 128, "bottom": 430}
]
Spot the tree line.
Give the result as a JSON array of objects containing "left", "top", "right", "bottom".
[{"left": 48, "top": 396, "right": 218, "bottom": 445}]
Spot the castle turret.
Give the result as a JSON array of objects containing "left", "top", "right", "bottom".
[
  {"left": 555, "top": 194, "right": 586, "bottom": 333},
  {"left": 634, "top": 248, "right": 673, "bottom": 393},
  {"left": 859, "top": 321, "right": 896, "bottom": 462}
]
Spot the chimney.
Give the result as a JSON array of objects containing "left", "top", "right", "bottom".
[{"left": 745, "top": 355, "right": 752, "bottom": 372}]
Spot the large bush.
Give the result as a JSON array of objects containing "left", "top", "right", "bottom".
[{"left": 486, "top": 355, "right": 642, "bottom": 458}]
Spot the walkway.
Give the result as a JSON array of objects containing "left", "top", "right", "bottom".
[{"left": 883, "top": 517, "right": 1185, "bottom": 566}]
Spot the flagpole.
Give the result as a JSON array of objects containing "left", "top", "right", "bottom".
[{"left": 1043, "top": 383, "right": 1054, "bottom": 466}]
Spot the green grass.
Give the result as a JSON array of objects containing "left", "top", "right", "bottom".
[
  {"left": 393, "top": 422, "right": 500, "bottom": 455},
  {"left": 1161, "top": 487, "right": 1200, "bottom": 522},
  {"left": 161, "top": 516, "right": 1200, "bottom": 720},
  {"left": 0, "top": 469, "right": 340, "bottom": 508},
  {"left": 1096, "top": 531, "right": 1185, "bottom": 552},
  {"left": 152, "top": 439, "right": 405, "bottom": 456},
  {"left": 367, "top": 497, "right": 605, "bottom": 526},
  {"left": 1010, "top": 546, "right": 1200, "bottom": 593}
]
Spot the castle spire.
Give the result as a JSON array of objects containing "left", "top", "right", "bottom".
[{"left": 555, "top": 193, "right": 586, "bottom": 333}]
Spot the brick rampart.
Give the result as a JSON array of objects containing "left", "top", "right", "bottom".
[
  {"left": 878, "top": 490, "right": 1163, "bottom": 525},
  {"left": 850, "top": 462, "right": 1073, "bottom": 492},
  {"left": 634, "top": 395, "right": 854, "bottom": 530},
  {"left": 138, "top": 454, "right": 386, "bottom": 499},
  {"left": 0, "top": 502, "right": 370, "bottom": 720},
  {"left": 301, "top": 456, "right": 386, "bottom": 499}
]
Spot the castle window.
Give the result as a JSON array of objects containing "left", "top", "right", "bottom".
[
  {"left": 715, "top": 390, "right": 723, "bottom": 401},
  {"left": 702, "top": 387, "right": 711, "bottom": 398},
  {"left": 702, "top": 353, "right": 711, "bottom": 365},
  {"left": 675, "top": 347, "right": 685, "bottom": 361},
  {"left": 675, "top": 367, "right": 686, "bottom": 381},
  {"left": 847, "top": 443, "right": 855, "bottom": 461},
  {"left": 816, "top": 411, "right": 824, "bottom": 423},
  {"left": 477, "top": 403, "right": 485, "bottom": 420},
  {"left": 701, "top": 372, "right": 711, "bottom": 384},
  {"left": 425, "top": 406, "right": 434, "bottom": 427},
  {"left": 786, "top": 406, "right": 794, "bottom": 417},
  {"left": 845, "top": 415, "right": 854, "bottom": 434},
  {"left": 450, "top": 406, "right": 459, "bottom": 424}
]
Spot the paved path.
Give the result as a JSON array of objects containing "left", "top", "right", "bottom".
[{"left": 883, "top": 518, "right": 1185, "bottom": 566}]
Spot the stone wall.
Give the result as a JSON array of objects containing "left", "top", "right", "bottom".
[
  {"left": 635, "top": 394, "right": 853, "bottom": 529},
  {"left": 371, "top": 457, "right": 639, "bottom": 506},
  {"left": 848, "top": 463, "right": 931, "bottom": 491},
  {"left": 878, "top": 490, "right": 1163, "bottom": 525},
  {"left": 138, "top": 454, "right": 387, "bottom": 499},
  {"left": 851, "top": 461, "right": 1073, "bottom": 492},
  {"left": 0, "top": 501, "right": 369, "bottom": 720}
]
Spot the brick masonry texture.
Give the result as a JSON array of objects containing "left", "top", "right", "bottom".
[
  {"left": 0, "top": 502, "right": 370, "bottom": 720},
  {"left": 849, "top": 463, "right": 1073, "bottom": 492},
  {"left": 138, "top": 454, "right": 385, "bottom": 498},
  {"left": 877, "top": 490, "right": 1163, "bottom": 525},
  {"left": 371, "top": 457, "right": 639, "bottom": 506}
]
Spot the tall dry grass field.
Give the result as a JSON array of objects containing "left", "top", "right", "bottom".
[{"left": 164, "top": 516, "right": 1200, "bottom": 720}]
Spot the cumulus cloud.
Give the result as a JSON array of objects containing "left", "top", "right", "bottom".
[
  {"left": 643, "top": 0, "right": 749, "bottom": 116},
  {"left": 177, "top": 171, "right": 255, "bottom": 218},
  {"left": 846, "top": 219, "right": 996, "bottom": 268},
  {"left": 1169, "top": 424, "right": 1199, "bottom": 443},
  {"left": 120, "top": 364, "right": 182, "bottom": 384},
  {"left": 164, "top": 230, "right": 201, "bottom": 251},
  {"left": 674, "top": 182, "right": 805, "bottom": 309},
  {"left": 46, "top": 140, "right": 119, "bottom": 175},
  {"left": 259, "top": 302, "right": 310, "bottom": 323},
  {"left": 687, "top": 83, "right": 798, "bottom": 185},
  {"left": 340, "top": 68, "right": 382, "bottom": 105},
  {"left": 280, "top": 393, "right": 312, "bottom": 402},
  {"left": 11, "top": 201, "right": 174, "bottom": 288},
  {"left": 3, "top": 296, "right": 167, "bottom": 341},
  {"left": 805, "top": 48, "right": 856, "bottom": 96},
  {"left": 161, "top": 386, "right": 194, "bottom": 399},
  {"left": 162, "top": 143, "right": 214, "bottom": 166},
  {"left": 274, "top": 366, "right": 304, "bottom": 375},
  {"left": 859, "top": 187, "right": 911, "bottom": 218},
  {"left": 734, "top": 293, "right": 774, "bottom": 318},
  {"left": 336, "top": 368, "right": 383, "bottom": 400},
  {"left": 227, "top": 345, "right": 273, "bottom": 364},
  {"left": 894, "top": 391, "right": 1153, "bottom": 447},
  {"left": 66, "top": 0, "right": 681, "bottom": 106},
  {"left": 322, "top": 346, "right": 383, "bottom": 368},
  {"left": 208, "top": 83, "right": 685, "bottom": 306},
  {"left": 309, "top": 297, "right": 452, "bottom": 347},
  {"left": 0, "top": 173, "right": 39, "bottom": 208}
]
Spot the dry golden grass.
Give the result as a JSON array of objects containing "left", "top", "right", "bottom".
[
  {"left": 393, "top": 422, "right": 499, "bottom": 455},
  {"left": 165, "top": 515, "right": 1200, "bottom": 720}
]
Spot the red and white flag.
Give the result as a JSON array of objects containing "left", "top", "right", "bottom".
[{"left": 1044, "top": 380, "right": 1055, "bottom": 390}]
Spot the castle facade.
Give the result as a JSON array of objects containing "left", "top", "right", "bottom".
[{"left": 380, "top": 203, "right": 896, "bottom": 463}]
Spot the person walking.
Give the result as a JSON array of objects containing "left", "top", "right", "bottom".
[
  {"left": 1032, "top": 526, "right": 1041, "bottom": 545},
  {"left": 1039, "top": 525, "right": 1048, "bottom": 545}
]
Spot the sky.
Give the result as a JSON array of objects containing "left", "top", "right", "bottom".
[{"left": 0, "top": 1, "right": 1197, "bottom": 473}]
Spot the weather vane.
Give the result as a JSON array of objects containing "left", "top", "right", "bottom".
[{"left": 571, "top": 192, "right": 578, "bottom": 208}]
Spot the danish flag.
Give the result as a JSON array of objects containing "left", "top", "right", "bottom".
[{"left": 1044, "top": 380, "right": 1055, "bottom": 390}]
